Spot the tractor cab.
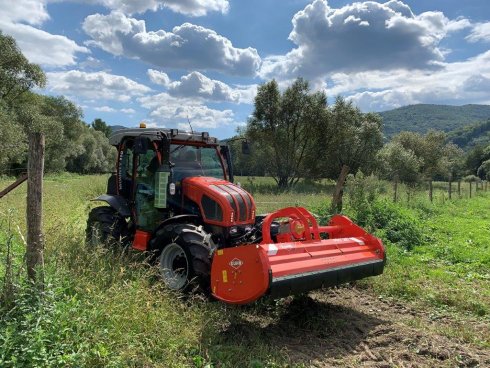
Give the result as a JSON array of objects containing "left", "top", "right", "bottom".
[{"left": 106, "top": 125, "right": 237, "bottom": 235}]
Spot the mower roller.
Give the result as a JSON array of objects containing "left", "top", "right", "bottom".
[{"left": 86, "top": 125, "right": 385, "bottom": 305}]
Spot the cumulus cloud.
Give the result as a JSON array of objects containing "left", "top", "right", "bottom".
[
  {"left": 93, "top": 106, "right": 136, "bottom": 113},
  {"left": 147, "top": 70, "right": 257, "bottom": 103},
  {"left": 147, "top": 69, "right": 171, "bottom": 87},
  {"left": 260, "top": 0, "right": 463, "bottom": 80},
  {"left": 47, "top": 70, "right": 151, "bottom": 102},
  {"left": 0, "top": 0, "right": 88, "bottom": 66},
  {"left": 335, "top": 51, "right": 490, "bottom": 111},
  {"left": 466, "top": 22, "right": 490, "bottom": 43},
  {"left": 83, "top": 0, "right": 229, "bottom": 16},
  {"left": 167, "top": 71, "right": 240, "bottom": 102},
  {"left": 94, "top": 105, "right": 116, "bottom": 112},
  {"left": 0, "top": 0, "right": 49, "bottom": 25},
  {"left": 83, "top": 12, "right": 261, "bottom": 76},
  {"left": 139, "top": 92, "right": 235, "bottom": 129}
]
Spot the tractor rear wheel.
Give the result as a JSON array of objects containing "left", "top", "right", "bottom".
[
  {"left": 153, "top": 223, "right": 214, "bottom": 292},
  {"left": 86, "top": 206, "right": 128, "bottom": 246}
]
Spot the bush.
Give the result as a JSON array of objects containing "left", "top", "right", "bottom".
[{"left": 370, "top": 200, "right": 426, "bottom": 250}]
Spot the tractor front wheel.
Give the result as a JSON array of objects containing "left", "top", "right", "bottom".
[
  {"left": 154, "top": 223, "right": 214, "bottom": 293},
  {"left": 159, "top": 242, "right": 192, "bottom": 291}
]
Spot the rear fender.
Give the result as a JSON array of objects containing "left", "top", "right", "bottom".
[{"left": 91, "top": 194, "right": 130, "bottom": 217}]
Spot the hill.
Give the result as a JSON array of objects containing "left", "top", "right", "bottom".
[
  {"left": 109, "top": 125, "right": 126, "bottom": 132},
  {"left": 447, "top": 119, "right": 490, "bottom": 150},
  {"left": 379, "top": 104, "right": 490, "bottom": 138}
]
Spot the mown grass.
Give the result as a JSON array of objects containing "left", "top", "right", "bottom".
[{"left": 0, "top": 174, "right": 489, "bottom": 366}]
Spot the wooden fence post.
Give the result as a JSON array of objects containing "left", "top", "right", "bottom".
[
  {"left": 448, "top": 179, "right": 452, "bottom": 200},
  {"left": 429, "top": 180, "right": 433, "bottom": 203},
  {"left": 469, "top": 181, "right": 472, "bottom": 198},
  {"left": 458, "top": 180, "right": 461, "bottom": 197},
  {"left": 26, "top": 132, "right": 45, "bottom": 284}
]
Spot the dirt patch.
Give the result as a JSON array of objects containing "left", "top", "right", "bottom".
[{"left": 211, "top": 286, "right": 490, "bottom": 367}]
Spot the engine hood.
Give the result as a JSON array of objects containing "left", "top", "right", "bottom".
[{"left": 182, "top": 177, "right": 256, "bottom": 227}]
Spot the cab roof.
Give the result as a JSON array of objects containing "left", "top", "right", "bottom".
[{"left": 108, "top": 128, "right": 219, "bottom": 146}]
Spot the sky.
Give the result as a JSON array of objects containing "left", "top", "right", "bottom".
[{"left": 1, "top": 0, "right": 489, "bottom": 139}]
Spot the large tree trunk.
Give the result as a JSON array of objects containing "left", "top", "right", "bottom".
[
  {"left": 331, "top": 164, "right": 350, "bottom": 213},
  {"left": 26, "top": 133, "right": 45, "bottom": 284}
]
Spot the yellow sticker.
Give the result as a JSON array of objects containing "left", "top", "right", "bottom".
[
  {"left": 217, "top": 250, "right": 224, "bottom": 256},
  {"left": 213, "top": 286, "right": 216, "bottom": 294},
  {"left": 222, "top": 270, "right": 228, "bottom": 283}
]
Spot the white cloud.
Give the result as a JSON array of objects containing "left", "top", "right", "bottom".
[
  {"left": 139, "top": 92, "right": 235, "bottom": 129},
  {"left": 47, "top": 70, "right": 151, "bottom": 102},
  {"left": 120, "top": 108, "right": 136, "bottom": 114},
  {"left": 147, "top": 69, "right": 171, "bottom": 87},
  {"left": 1, "top": 22, "right": 89, "bottom": 66},
  {"left": 0, "top": 0, "right": 49, "bottom": 25},
  {"left": 466, "top": 22, "right": 490, "bottom": 43},
  {"left": 94, "top": 105, "right": 116, "bottom": 112},
  {"left": 82, "top": 0, "right": 229, "bottom": 16},
  {"left": 335, "top": 51, "right": 490, "bottom": 111},
  {"left": 0, "top": 0, "right": 88, "bottom": 66},
  {"left": 167, "top": 71, "right": 240, "bottom": 103},
  {"left": 147, "top": 70, "right": 257, "bottom": 104},
  {"left": 83, "top": 12, "right": 261, "bottom": 76},
  {"left": 260, "top": 0, "right": 462, "bottom": 80},
  {"left": 93, "top": 106, "right": 136, "bottom": 113}
]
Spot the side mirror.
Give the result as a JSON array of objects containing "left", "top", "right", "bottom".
[
  {"left": 241, "top": 141, "right": 251, "bottom": 155},
  {"left": 134, "top": 137, "right": 150, "bottom": 155}
]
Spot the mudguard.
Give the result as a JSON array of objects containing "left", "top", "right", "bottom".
[{"left": 91, "top": 194, "right": 131, "bottom": 217}]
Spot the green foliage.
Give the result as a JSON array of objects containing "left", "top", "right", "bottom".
[
  {"left": 343, "top": 173, "right": 426, "bottom": 250},
  {"left": 309, "top": 97, "right": 384, "bottom": 180},
  {"left": 0, "top": 31, "right": 46, "bottom": 105},
  {"left": 247, "top": 78, "right": 327, "bottom": 188},
  {"left": 91, "top": 118, "right": 111, "bottom": 138},
  {"left": 448, "top": 119, "right": 490, "bottom": 150},
  {"left": 377, "top": 141, "right": 421, "bottom": 185},
  {"left": 391, "top": 130, "right": 464, "bottom": 181},
  {"left": 1, "top": 175, "right": 490, "bottom": 366},
  {"left": 380, "top": 104, "right": 490, "bottom": 138}
]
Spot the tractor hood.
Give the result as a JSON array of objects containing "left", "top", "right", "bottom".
[{"left": 182, "top": 177, "right": 256, "bottom": 227}]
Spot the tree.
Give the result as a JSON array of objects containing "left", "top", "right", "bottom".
[
  {"left": 0, "top": 31, "right": 46, "bottom": 105},
  {"left": 247, "top": 78, "right": 327, "bottom": 188},
  {"left": 392, "top": 130, "right": 462, "bottom": 202},
  {"left": 91, "top": 118, "right": 112, "bottom": 138},
  {"left": 378, "top": 141, "right": 422, "bottom": 202},
  {"left": 310, "top": 97, "right": 383, "bottom": 212}
]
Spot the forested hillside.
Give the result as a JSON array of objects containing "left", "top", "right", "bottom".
[
  {"left": 380, "top": 104, "right": 490, "bottom": 138},
  {"left": 447, "top": 119, "right": 490, "bottom": 150}
]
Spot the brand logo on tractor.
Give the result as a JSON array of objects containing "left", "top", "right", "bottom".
[{"left": 229, "top": 258, "right": 243, "bottom": 269}]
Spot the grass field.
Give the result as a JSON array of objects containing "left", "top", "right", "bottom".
[{"left": 0, "top": 174, "right": 489, "bottom": 367}]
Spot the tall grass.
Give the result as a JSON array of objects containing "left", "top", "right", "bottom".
[{"left": 0, "top": 174, "right": 489, "bottom": 366}]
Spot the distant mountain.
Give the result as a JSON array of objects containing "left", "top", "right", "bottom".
[
  {"left": 447, "top": 119, "right": 490, "bottom": 150},
  {"left": 109, "top": 125, "right": 126, "bottom": 133},
  {"left": 379, "top": 104, "right": 490, "bottom": 138}
]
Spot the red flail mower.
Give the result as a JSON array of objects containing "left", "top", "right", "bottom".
[{"left": 86, "top": 125, "right": 385, "bottom": 305}]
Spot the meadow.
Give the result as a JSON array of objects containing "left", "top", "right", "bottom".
[{"left": 0, "top": 174, "right": 489, "bottom": 367}]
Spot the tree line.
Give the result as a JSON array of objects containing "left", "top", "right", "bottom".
[
  {"left": 0, "top": 32, "right": 115, "bottom": 176},
  {"left": 230, "top": 79, "right": 490, "bottom": 211}
]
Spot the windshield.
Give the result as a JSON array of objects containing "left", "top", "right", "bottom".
[{"left": 170, "top": 144, "right": 225, "bottom": 181}]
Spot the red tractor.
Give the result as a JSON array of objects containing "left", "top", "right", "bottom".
[{"left": 86, "top": 125, "right": 385, "bottom": 304}]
